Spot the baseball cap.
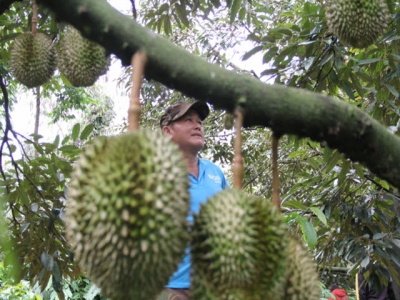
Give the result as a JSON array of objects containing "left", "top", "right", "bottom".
[{"left": 160, "top": 101, "right": 210, "bottom": 128}]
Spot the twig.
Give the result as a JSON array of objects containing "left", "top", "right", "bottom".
[
  {"left": 232, "top": 108, "right": 244, "bottom": 189},
  {"left": 128, "top": 52, "right": 147, "bottom": 132},
  {"left": 272, "top": 134, "right": 281, "bottom": 211}
]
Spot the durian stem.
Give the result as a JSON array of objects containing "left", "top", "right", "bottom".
[
  {"left": 34, "top": 86, "right": 40, "bottom": 158},
  {"left": 31, "top": 1, "right": 38, "bottom": 35},
  {"left": 232, "top": 108, "right": 244, "bottom": 189},
  {"left": 128, "top": 52, "right": 147, "bottom": 132},
  {"left": 272, "top": 134, "right": 281, "bottom": 211}
]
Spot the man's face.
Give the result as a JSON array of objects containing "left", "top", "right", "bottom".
[{"left": 162, "top": 109, "right": 205, "bottom": 154}]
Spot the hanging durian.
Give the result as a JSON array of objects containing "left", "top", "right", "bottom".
[
  {"left": 10, "top": 32, "right": 57, "bottom": 88},
  {"left": 58, "top": 26, "right": 110, "bottom": 87},
  {"left": 65, "top": 130, "right": 190, "bottom": 300},
  {"left": 325, "top": 0, "right": 388, "bottom": 48},
  {"left": 263, "top": 237, "right": 321, "bottom": 300},
  {"left": 191, "top": 188, "right": 289, "bottom": 299}
]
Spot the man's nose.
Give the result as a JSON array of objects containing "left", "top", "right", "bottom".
[{"left": 194, "top": 122, "right": 202, "bottom": 130}]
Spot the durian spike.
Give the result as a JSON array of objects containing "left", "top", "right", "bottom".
[
  {"left": 271, "top": 134, "right": 281, "bottom": 212},
  {"left": 31, "top": 1, "right": 38, "bottom": 34},
  {"left": 232, "top": 108, "right": 244, "bottom": 189},
  {"left": 128, "top": 52, "right": 147, "bottom": 132}
]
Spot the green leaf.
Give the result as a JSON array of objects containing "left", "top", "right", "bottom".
[
  {"left": 260, "top": 68, "right": 278, "bottom": 77},
  {"left": 58, "top": 145, "right": 81, "bottom": 157},
  {"left": 238, "top": 7, "right": 246, "bottom": 21},
  {"left": 242, "top": 45, "right": 263, "bottom": 61},
  {"left": 276, "top": 27, "right": 292, "bottom": 36},
  {"left": 52, "top": 263, "right": 62, "bottom": 292},
  {"left": 283, "top": 200, "right": 308, "bottom": 210},
  {"left": 71, "top": 123, "right": 80, "bottom": 142},
  {"left": 324, "top": 150, "right": 342, "bottom": 175},
  {"left": 357, "top": 58, "right": 381, "bottom": 65},
  {"left": 310, "top": 207, "right": 327, "bottom": 225},
  {"left": 53, "top": 135, "right": 60, "bottom": 148},
  {"left": 341, "top": 81, "right": 355, "bottom": 100},
  {"left": 297, "top": 217, "right": 317, "bottom": 249},
  {"left": 230, "top": 0, "right": 242, "bottom": 23},
  {"left": 392, "top": 239, "right": 400, "bottom": 248},
  {"left": 354, "top": 164, "right": 364, "bottom": 178},
  {"left": 210, "top": 0, "right": 221, "bottom": 8},
  {"left": 80, "top": 124, "right": 94, "bottom": 141},
  {"left": 163, "top": 15, "right": 172, "bottom": 35},
  {"left": 16, "top": 186, "right": 30, "bottom": 205},
  {"left": 175, "top": 3, "right": 189, "bottom": 28},
  {"left": 323, "top": 146, "right": 333, "bottom": 162},
  {"left": 33, "top": 143, "right": 44, "bottom": 155},
  {"left": 387, "top": 248, "right": 400, "bottom": 267},
  {"left": 373, "top": 233, "right": 388, "bottom": 240},
  {"left": 319, "top": 53, "right": 333, "bottom": 66},
  {"left": 298, "top": 40, "right": 317, "bottom": 46},
  {"left": 338, "top": 159, "right": 350, "bottom": 185},
  {"left": 385, "top": 84, "right": 399, "bottom": 98},
  {"left": 263, "top": 46, "right": 279, "bottom": 64},
  {"left": 159, "top": 3, "right": 169, "bottom": 14},
  {"left": 391, "top": 54, "right": 400, "bottom": 61}
]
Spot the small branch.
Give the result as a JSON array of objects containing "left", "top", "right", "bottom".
[
  {"left": 129, "top": 0, "right": 137, "bottom": 20},
  {"left": 272, "top": 134, "right": 281, "bottom": 211},
  {"left": 232, "top": 108, "right": 244, "bottom": 189},
  {"left": 34, "top": 86, "right": 40, "bottom": 158},
  {"left": 128, "top": 52, "right": 147, "bottom": 132},
  {"left": 31, "top": 1, "right": 38, "bottom": 34},
  {"left": 0, "top": 74, "right": 12, "bottom": 194}
]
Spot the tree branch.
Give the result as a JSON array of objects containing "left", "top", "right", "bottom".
[{"left": 35, "top": 0, "right": 400, "bottom": 190}]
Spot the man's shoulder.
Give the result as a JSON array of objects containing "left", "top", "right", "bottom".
[{"left": 199, "top": 158, "right": 223, "bottom": 171}]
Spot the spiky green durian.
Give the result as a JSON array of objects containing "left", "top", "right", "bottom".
[
  {"left": 191, "top": 188, "right": 289, "bottom": 300},
  {"left": 65, "top": 130, "right": 190, "bottom": 300},
  {"left": 58, "top": 27, "right": 110, "bottom": 87},
  {"left": 325, "top": 0, "right": 389, "bottom": 48},
  {"left": 263, "top": 237, "right": 321, "bottom": 300},
  {"left": 10, "top": 32, "right": 57, "bottom": 88}
]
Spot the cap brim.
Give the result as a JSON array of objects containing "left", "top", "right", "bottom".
[{"left": 172, "top": 101, "right": 210, "bottom": 122}]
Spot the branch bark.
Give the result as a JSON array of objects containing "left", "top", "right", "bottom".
[{"left": 29, "top": 0, "right": 400, "bottom": 190}]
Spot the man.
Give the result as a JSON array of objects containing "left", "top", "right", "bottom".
[
  {"left": 329, "top": 284, "right": 349, "bottom": 300},
  {"left": 357, "top": 267, "right": 396, "bottom": 300},
  {"left": 158, "top": 101, "right": 229, "bottom": 300}
]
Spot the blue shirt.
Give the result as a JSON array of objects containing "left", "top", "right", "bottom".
[{"left": 166, "top": 158, "right": 229, "bottom": 288}]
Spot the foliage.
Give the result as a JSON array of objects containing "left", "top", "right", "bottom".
[
  {"left": 39, "top": 276, "right": 109, "bottom": 300},
  {"left": 0, "top": 123, "right": 94, "bottom": 296},
  {"left": 0, "top": 262, "right": 110, "bottom": 300},
  {"left": 136, "top": 0, "right": 400, "bottom": 290},
  {"left": 0, "top": 262, "right": 41, "bottom": 300},
  {"left": 0, "top": 0, "right": 400, "bottom": 296}
]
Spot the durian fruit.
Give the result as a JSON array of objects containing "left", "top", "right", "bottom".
[
  {"left": 191, "top": 188, "right": 289, "bottom": 299},
  {"left": 325, "top": 0, "right": 389, "bottom": 48},
  {"left": 58, "top": 26, "right": 110, "bottom": 87},
  {"left": 263, "top": 237, "right": 321, "bottom": 300},
  {"left": 10, "top": 32, "right": 57, "bottom": 88},
  {"left": 65, "top": 130, "right": 190, "bottom": 300}
]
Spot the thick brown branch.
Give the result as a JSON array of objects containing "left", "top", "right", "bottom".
[{"left": 36, "top": 0, "right": 400, "bottom": 190}]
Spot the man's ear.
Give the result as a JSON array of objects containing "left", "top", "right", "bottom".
[{"left": 162, "top": 126, "right": 172, "bottom": 137}]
